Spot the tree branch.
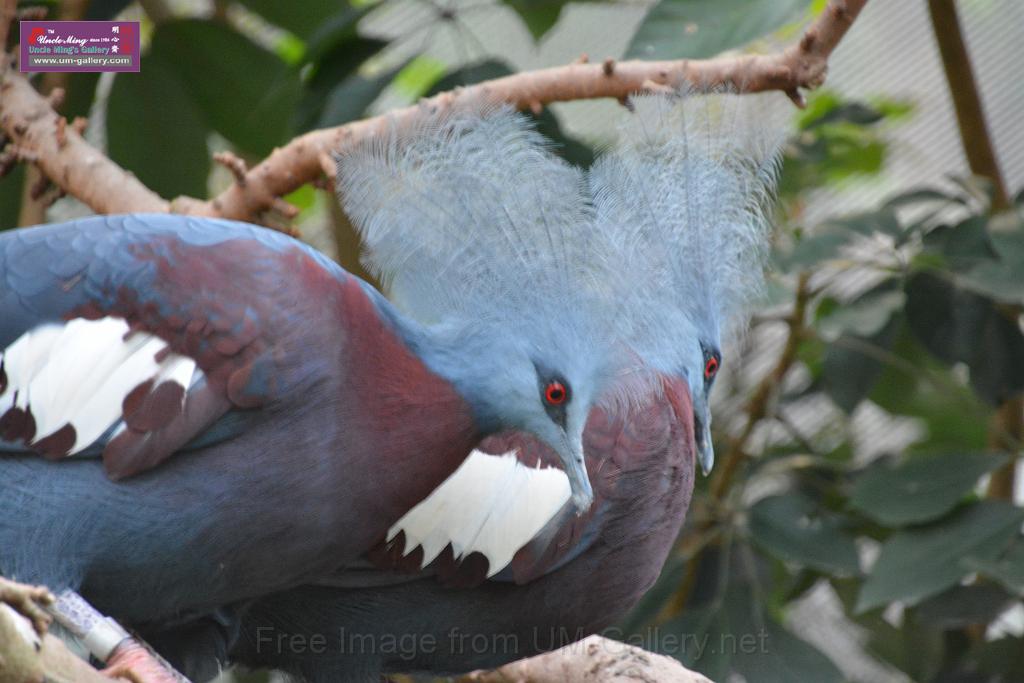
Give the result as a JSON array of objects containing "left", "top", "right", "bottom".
[
  {"left": 455, "top": 636, "right": 712, "bottom": 683},
  {"left": 0, "top": 0, "right": 867, "bottom": 227},
  {"left": 927, "top": 0, "right": 1020, "bottom": 501},
  {"left": 0, "top": 68, "right": 169, "bottom": 213},
  {"left": 926, "top": 0, "right": 1009, "bottom": 209}
]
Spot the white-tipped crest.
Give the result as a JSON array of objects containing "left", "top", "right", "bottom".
[
  {"left": 337, "top": 90, "right": 785, "bottom": 409},
  {"left": 338, "top": 105, "right": 606, "bottom": 329},
  {"left": 589, "top": 89, "right": 786, "bottom": 374}
]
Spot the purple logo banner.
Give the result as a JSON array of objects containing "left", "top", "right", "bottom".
[{"left": 20, "top": 21, "right": 140, "bottom": 73}]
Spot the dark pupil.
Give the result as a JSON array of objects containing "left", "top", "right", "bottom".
[{"left": 548, "top": 386, "right": 564, "bottom": 401}]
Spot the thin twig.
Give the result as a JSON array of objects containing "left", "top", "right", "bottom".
[
  {"left": 926, "top": 0, "right": 1009, "bottom": 209},
  {"left": 927, "top": 0, "right": 1020, "bottom": 500}
]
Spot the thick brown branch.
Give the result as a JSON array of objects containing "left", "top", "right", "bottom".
[
  {"left": 927, "top": 0, "right": 1009, "bottom": 209},
  {"left": 927, "top": 0, "right": 1019, "bottom": 499},
  {"left": 456, "top": 636, "right": 713, "bottom": 683},
  {"left": 0, "top": 70, "right": 168, "bottom": 214},
  {"left": 186, "top": 0, "right": 866, "bottom": 223}
]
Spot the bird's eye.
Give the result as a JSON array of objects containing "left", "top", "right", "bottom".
[
  {"left": 544, "top": 381, "right": 568, "bottom": 405},
  {"left": 704, "top": 356, "right": 720, "bottom": 380}
]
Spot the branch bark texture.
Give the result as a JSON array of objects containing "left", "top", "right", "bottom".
[
  {"left": 0, "top": 0, "right": 867, "bottom": 226},
  {"left": 456, "top": 635, "right": 713, "bottom": 683}
]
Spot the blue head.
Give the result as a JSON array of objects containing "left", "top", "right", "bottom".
[
  {"left": 336, "top": 106, "right": 640, "bottom": 512},
  {"left": 587, "top": 89, "right": 786, "bottom": 473},
  {"left": 337, "top": 92, "right": 784, "bottom": 507}
]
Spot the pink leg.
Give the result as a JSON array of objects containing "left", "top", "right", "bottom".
[
  {"left": 46, "top": 589, "right": 190, "bottom": 683},
  {"left": 102, "top": 640, "right": 189, "bottom": 683}
]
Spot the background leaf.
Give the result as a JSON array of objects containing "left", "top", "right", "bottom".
[
  {"left": 107, "top": 59, "right": 211, "bottom": 199},
  {"left": 149, "top": 20, "right": 302, "bottom": 156},
  {"left": 749, "top": 494, "right": 860, "bottom": 574},
  {"left": 857, "top": 501, "right": 1024, "bottom": 612},
  {"left": 850, "top": 451, "right": 1008, "bottom": 526},
  {"left": 627, "top": 0, "right": 810, "bottom": 59}
]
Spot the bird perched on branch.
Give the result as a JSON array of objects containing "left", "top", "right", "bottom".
[
  {"left": 133, "top": 91, "right": 785, "bottom": 682},
  {"left": 0, "top": 111, "right": 657, "bottom": 677}
]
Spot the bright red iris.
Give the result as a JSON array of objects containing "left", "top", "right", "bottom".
[
  {"left": 545, "top": 381, "right": 567, "bottom": 405},
  {"left": 704, "top": 356, "right": 719, "bottom": 380}
]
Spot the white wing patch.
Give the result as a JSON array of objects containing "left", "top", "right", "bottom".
[
  {"left": 0, "top": 316, "right": 199, "bottom": 457},
  {"left": 387, "top": 449, "right": 571, "bottom": 577}
]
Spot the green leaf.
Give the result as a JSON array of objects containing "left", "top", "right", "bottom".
[
  {"left": 990, "top": 220, "right": 1024, "bottom": 265},
  {"left": 62, "top": 72, "right": 101, "bottom": 120},
  {"left": 0, "top": 165, "right": 25, "bottom": 230},
  {"left": 235, "top": 0, "right": 362, "bottom": 39},
  {"left": 627, "top": 0, "right": 810, "bottom": 60},
  {"left": 821, "top": 316, "right": 899, "bottom": 413},
  {"left": 749, "top": 494, "right": 859, "bottom": 574},
  {"left": 150, "top": 20, "right": 301, "bottom": 155},
  {"left": 806, "top": 102, "right": 884, "bottom": 129},
  {"left": 817, "top": 288, "right": 903, "bottom": 342},
  {"left": 857, "top": 501, "right": 1024, "bottom": 612},
  {"left": 775, "top": 231, "right": 852, "bottom": 271},
  {"left": 965, "top": 536, "right": 1024, "bottom": 596},
  {"left": 732, "top": 620, "right": 844, "bottom": 683},
  {"left": 294, "top": 36, "right": 389, "bottom": 132},
  {"left": 85, "top": 0, "right": 132, "bottom": 19},
  {"left": 882, "top": 187, "right": 955, "bottom": 209},
  {"left": 824, "top": 208, "right": 901, "bottom": 238},
  {"left": 916, "top": 584, "right": 1015, "bottom": 628},
  {"left": 107, "top": 60, "right": 211, "bottom": 199},
  {"left": 428, "top": 60, "right": 595, "bottom": 166},
  {"left": 851, "top": 451, "right": 1008, "bottom": 527},
  {"left": 959, "top": 262, "right": 1024, "bottom": 305},
  {"left": 392, "top": 56, "right": 448, "bottom": 99},
  {"left": 301, "top": 61, "right": 407, "bottom": 131},
  {"left": 972, "top": 635, "right": 1024, "bottom": 681},
  {"left": 920, "top": 215, "right": 994, "bottom": 272},
  {"left": 905, "top": 270, "right": 1024, "bottom": 405},
  {"left": 502, "top": 0, "right": 568, "bottom": 40},
  {"left": 304, "top": 6, "right": 376, "bottom": 62},
  {"left": 665, "top": 582, "right": 842, "bottom": 682}
]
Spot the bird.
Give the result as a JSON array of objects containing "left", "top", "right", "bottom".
[
  {"left": 0, "top": 103, "right": 666, "bottom": 675},
  {"left": 128, "top": 90, "right": 786, "bottom": 683},
  {"left": 142, "top": 390, "right": 694, "bottom": 682}
]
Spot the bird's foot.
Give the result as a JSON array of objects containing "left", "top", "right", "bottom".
[
  {"left": 102, "top": 640, "right": 191, "bottom": 683},
  {"left": 0, "top": 576, "right": 54, "bottom": 636}
]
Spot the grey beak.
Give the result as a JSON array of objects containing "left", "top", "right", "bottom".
[
  {"left": 696, "top": 416, "right": 715, "bottom": 475},
  {"left": 694, "top": 399, "right": 714, "bottom": 476},
  {"left": 555, "top": 430, "right": 593, "bottom": 514}
]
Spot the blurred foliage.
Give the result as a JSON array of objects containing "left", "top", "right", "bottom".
[
  {"left": 4, "top": 2, "right": 1024, "bottom": 683},
  {"left": 622, "top": 86, "right": 1024, "bottom": 683}
]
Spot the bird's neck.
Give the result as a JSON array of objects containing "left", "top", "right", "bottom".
[{"left": 358, "top": 281, "right": 503, "bottom": 434}]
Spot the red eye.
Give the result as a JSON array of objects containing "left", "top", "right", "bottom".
[
  {"left": 545, "top": 381, "right": 568, "bottom": 405},
  {"left": 704, "top": 356, "right": 719, "bottom": 380}
]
